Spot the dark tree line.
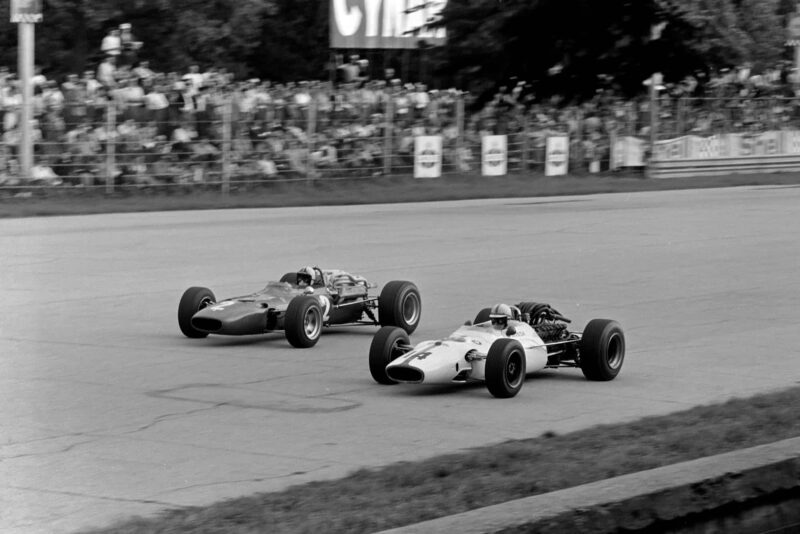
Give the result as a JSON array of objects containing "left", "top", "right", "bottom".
[
  {"left": 432, "top": 0, "right": 793, "bottom": 99},
  {"left": 0, "top": 0, "right": 796, "bottom": 96}
]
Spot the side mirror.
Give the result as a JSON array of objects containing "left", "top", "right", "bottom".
[
  {"left": 505, "top": 326, "right": 517, "bottom": 336},
  {"left": 303, "top": 287, "right": 315, "bottom": 294},
  {"left": 464, "top": 320, "right": 472, "bottom": 326}
]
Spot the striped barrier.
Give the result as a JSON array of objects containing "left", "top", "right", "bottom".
[{"left": 648, "top": 154, "right": 800, "bottom": 178}]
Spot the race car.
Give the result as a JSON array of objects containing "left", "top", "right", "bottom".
[
  {"left": 179, "top": 267, "right": 421, "bottom": 348},
  {"left": 368, "top": 302, "right": 624, "bottom": 398}
]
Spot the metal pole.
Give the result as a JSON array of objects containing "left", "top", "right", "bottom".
[
  {"left": 306, "top": 98, "right": 317, "bottom": 182},
  {"left": 521, "top": 113, "right": 530, "bottom": 170},
  {"left": 221, "top": 99, "right": 232, "bottom": 196},
  {"left": 455, "top": 94, "right": 464, "bottom": 171},
  {"left": 383, "top": 96, "right": 393, "bottom": 176},
  {"left": 18, "top": 22, "right": 34, "bottom": 182},
  {"left": 788, "top": 5, "right": 800, "bottom": 91},
  {"left": 105, "top": 100, "right": 116, "bottom": 193},
  {"left": 649, "top": 76, "right": 658, "bottom": 164},
  {"left": 795, "top": 44, "right": 800, "bottom": 91}
]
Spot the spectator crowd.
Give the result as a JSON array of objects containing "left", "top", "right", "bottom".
[{"left": 3, "top": 31, "right": 800, "bottom": 188}]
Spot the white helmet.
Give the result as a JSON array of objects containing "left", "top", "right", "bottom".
[
  {"left": 297, "top": 266, "right": 316, "bottom": 285},
  {"left": 489, "top": 303, "right": 513, "bottom": 319}
]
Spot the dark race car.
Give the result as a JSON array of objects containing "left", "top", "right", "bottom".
[{"left": 178, "top": 267, "right": 421, "bottom": 348}]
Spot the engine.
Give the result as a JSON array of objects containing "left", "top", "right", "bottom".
[{"left": 533, "top": 322, "right": 568, "bottom": 343}]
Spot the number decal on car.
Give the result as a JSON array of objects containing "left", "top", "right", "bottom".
[
  {"left": 318, "top": 295, "right": 331, "bottom": 322},
  {"left": 400, "top": 350, "right": 431, "bottom": 365}
]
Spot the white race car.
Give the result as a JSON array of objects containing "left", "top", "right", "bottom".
[{"left": 368, "top": 302, "right": 625, "bottom": 398}]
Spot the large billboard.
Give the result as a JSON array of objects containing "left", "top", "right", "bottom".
[{"left": 330, "top": 0, "right": 447, "bottom": 49}]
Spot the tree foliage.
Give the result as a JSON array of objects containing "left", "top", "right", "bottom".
[
  {"left": 0, "top": 0, "right": 795, "bottom": 96},
  {"left": 433, "top": 0, "right": 794, "bottom": 99},
  {"left": 0, "top": 0, "right": 325, "bottom": 80}
]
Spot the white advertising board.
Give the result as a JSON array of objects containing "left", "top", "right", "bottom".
[
  {"left": 545, "top": 136, "right": 569, "bottom": 176},
  {"left": 414, "top": 135, "right": 442, "bottom": 178},
  {"left": 481, "top": 135, "right": 507, "bottom": 176}
]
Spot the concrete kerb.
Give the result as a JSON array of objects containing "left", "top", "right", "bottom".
[{"left": 376, "top": 437, "right": 800, "bottom": 534}]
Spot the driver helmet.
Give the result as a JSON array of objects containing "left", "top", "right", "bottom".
[
  {"left": 489, "top": 303, "right": 513, "bottom": 327},
  {"left": 297, "top": 266, "right": 316, "bottom": 286}
]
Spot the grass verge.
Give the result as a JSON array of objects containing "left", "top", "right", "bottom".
[
  {"left": 82, "top": 386, "right": 800, "bottom": 534},
  {"left": 3, "top": 171, "right": 800, "bottom": 218}
]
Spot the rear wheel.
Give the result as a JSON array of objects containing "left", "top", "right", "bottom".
[
  {"left": 378, "top": 281, "right": 421, "bottom": 334},
  {"left": 284, "top": 296, "right": 323, "bottom": 348},
  {"left": 473, "top": 308, "right": 492, "bottom": 324},
  {"left": 485, "top": 338, "right": 526, "bottom": 398},
  {"left": 178, "top": 287, "right": 215, "bottom": 338},
  {"left": 579, "top": 319, "right": 625, "bottom": 381},
  {"left": 369, "top": 326, "right": 411, "bottom": 385}
]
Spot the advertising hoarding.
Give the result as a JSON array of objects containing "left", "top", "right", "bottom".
[
  {"left": 414, "top": 135, "right": 442, "bottom": 178},
  {"left": 330, "top": 0, "right": 447, "bottom": 49},
  {"left": 10, "top": 0, "right": 42, "bottom": 23}
]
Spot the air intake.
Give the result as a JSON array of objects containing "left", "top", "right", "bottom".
[
  {"left": 192, "top": 317, "right": 222, "bottom": 332},
  {"left": 387, "top": 366, "right": 424, "bottom": 383}
]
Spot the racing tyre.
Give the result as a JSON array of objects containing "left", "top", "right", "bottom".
[
  {"left": 369, "top": 326, "right": 410, "bottom": 385},
  {"left": 378, "top": 281, "right": 421, "bottom": 334},
  {"left": 473, "top": 308, "right": 492, "bottom": 324},
  {"left": 579, "top": 319, "right": 625, "bottom": 381},
  {"left": 284, "top": 296, "right": 323, "bottom": 348},
  {"left": 485, "top": 338, "right": 526, "bottom": 398},
  {"left": 178, "top": 287, "right": 216, "bottom": 338}
]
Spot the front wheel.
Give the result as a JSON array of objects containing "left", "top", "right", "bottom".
[
  {"left": 485, "top": 338, "right": 526, "bottom": 398},
  {"left": 378, "top": 281, "right": 421, "bottom": 334},
  {"left": 369, "top": 326, "right": 411, "bottom": 385},
  {"left": 579, "top": 319, "right": 625, "bottom": 381},
  {"left": 178, "top": 287, "right": 215, "bottom": 338},
  {"left": 284, "top": 296, "right": 323, "bottom": 348}
]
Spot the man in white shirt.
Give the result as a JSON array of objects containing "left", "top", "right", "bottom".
[
  {"left": 97, "top": 56, "right": 117, "bottom": 89},
  {"left": 101, "top": 29, "right": 121, "bottom": 57}
]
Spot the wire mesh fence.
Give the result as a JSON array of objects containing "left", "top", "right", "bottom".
[{"left": 6, "top": 92, "right": 788, "bottom": 195}]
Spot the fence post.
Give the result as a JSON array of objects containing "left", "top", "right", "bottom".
[
  {"left": 221, "top": 98, "right": 232, "bottom": 197},
  {"left": 306, "top": 99, "right": 317, "bottom": 182},
  {"left": 649, "top": 78, "right": 659, "bottom": 164},
  {"left": 105, "top": 100, "right": 116, "bottom": 194},
  {"left": 383, "top": 96, "right": 394, "bottom": 176},
  {"left": 521, "top": 113, "right": 529, "bottom": 171},
  {"left": 574, "top": 109, "right": 584, "bottom": 172},
  {"left": 609, "top": 129, "right": 617, "bottom": 171},
  {"left": 455, "top": 94, "right": 465, "bottom": 172}
]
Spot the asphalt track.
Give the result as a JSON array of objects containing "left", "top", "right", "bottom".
[{"left": 2, "top": 186, "right": 800, "bottom": 533}]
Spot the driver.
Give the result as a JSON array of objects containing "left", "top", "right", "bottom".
[
  {"left": 296, "top": 266, "right": 321, "bottom": 288},
  {"left": 489, "top": 303, "right": 514, "bottom": 329}
]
